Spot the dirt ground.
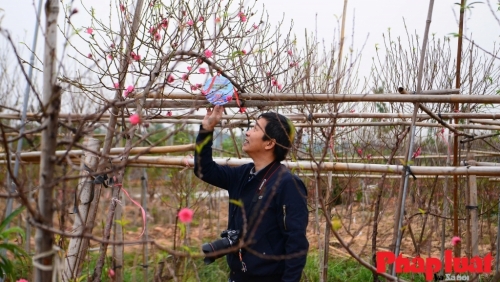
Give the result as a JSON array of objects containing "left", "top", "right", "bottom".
[{"left": 116, "top": 193, "right": 496, "bottom": 262}]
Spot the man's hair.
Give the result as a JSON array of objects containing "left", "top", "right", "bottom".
[{"left": 258, "top": 112, "right": 295, "bottom": 162}]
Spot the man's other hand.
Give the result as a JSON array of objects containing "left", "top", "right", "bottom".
[{"left": 202, "top": 105, "right": 223, "bottom": 131}]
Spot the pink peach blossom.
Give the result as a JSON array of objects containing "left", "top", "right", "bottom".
[
  {"left": 113, "top": 82, "right": 120, "bottom": 89},
  {"left": 204, "top": 49, "right": 213, "bottom": 58},
  {"left": 187, "top": 66, "right": 192, "bottom": 71},
  {"left": 178, "top": 208, "right": 194, "bottom": 223},
  {"left": 357, "top": 148, "right": 363, "bottom": 157},
  {"left": 199, "top": 16, "right": 204, "bottom": 22},
  {"left": 215, "top": 17, "right": 221, "bottom": 23},
  {"left": 166, "top": 111, "right": 173, "bottom": 117},
  {"left": 199, "top": 67, "right": 207, "bottom": 74},
  {"left": 161, "top": 19, "right": 168, "bottom": 28},
  {"left": 108, "top": 269, "right": 115, "bottom": 279},
  {"left": 86, "top": 27, "right": 93, "bottom": 35},
  {"left": 451, "top": 236, "right": 461, "bottom": 246},
  {"left": 182, "top": 74, "right": 189, "bottom": 81},
  {"left": 186, "top": 19, "right": 194, "bottom": 26},
  {"left": 167, "top": 75, "right": 175, "bottom": 83},
  {"left": 287, "top": 50, "right": 293, "bottom": 56},
  {"left": 241, "top": 50, "right": 247, "bottom": 55},
  {"left": 239, "top": 12, "right": 247, "bottom": 22},
  {"left": 87, "top": 53, "right": 92, "bottom": 59},
  {"left": 123, "top": 85, "right": 134, "bottom": 97},
  {"left": 129, "top": 114, "right": 141, "bottom": 125},
  {"left": 412, "top": 147, "right": 422, "bottom": 159},
  {"left": 154, "top": 32, "right": 161, "bottom": 41}
]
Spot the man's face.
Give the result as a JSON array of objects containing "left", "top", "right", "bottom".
[{"left": 242, "top": 118, "right": 270, "bottom": 156}]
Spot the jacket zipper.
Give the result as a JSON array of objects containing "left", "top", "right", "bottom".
[{"left": 282, "top": 205, "right": 287, "bottom": 231}]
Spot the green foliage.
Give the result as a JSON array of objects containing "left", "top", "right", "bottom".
[{"left": 0, "top": 206, "right": 29, "bottom": 281}]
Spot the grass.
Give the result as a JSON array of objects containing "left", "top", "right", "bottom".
[{"left": 11, "top": 250, "right": 495, "bottom": 282}]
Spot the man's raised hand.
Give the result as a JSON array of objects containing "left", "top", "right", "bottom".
[{"left": 202, "top": 105, "right": 224, "bottom": 131}]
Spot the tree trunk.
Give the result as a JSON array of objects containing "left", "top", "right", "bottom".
[
  {"left": 62, "top": 138, "right": 101, "bottom": 281},
  {"left": 34, "top": 1, "right": 60, "bottom": 281}
]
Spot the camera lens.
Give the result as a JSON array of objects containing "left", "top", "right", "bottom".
[{"left": 201, "top": 238, "right": 232, "bottom": 265}]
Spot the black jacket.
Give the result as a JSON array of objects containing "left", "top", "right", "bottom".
[{"left": 194, "top": 126, "right": 309, "bottom": 282}]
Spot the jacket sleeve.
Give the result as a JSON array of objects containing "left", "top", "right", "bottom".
[
  {"left": 278, "top": 175, "right": 309, "bottom": 282},
  {"left": 193, "top": 125, "right": 239, "bottom": 190}
]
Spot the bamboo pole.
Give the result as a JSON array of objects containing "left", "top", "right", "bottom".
[
  {"left": 2, "top": 112, "right": 500, "bottom": 121},
  {"left": 63, "top": 138, "right": 101, "bottom": 281},
  {"left": 469, "top": 119, "right": 500, "bottom": 126},
  {"left": 0, "top": 144, "right": 195, "bottom": 161},
  {"left": 75, "top": 119, "right": 500, "bottom": 131},
  {"left": 3, "top": 149, "right": 499, "bottom": 166},
  {"left": 139, "top": 88, "right": 460, "bottom": 99},
  {"left": 132, "top": 100, "right": 320, "bottom": 108},
  {"left": 113, "top": 156, "right": 500, "bottom": 176},
  {"left": 467, "top": 153, "right": 479, "bottom": 282},
  {"left": 135, "top": 94, "right": 500, "bottom": 105},
  {"left": 393, "top": 2, "right": 435, "bottom": 277},
  {"left": 467, "top": 161, "right": 500, "bottom": 166},
  {"left": 453, "top": 0, "right": 466, "bottom": 258},
  {"left": 292, "top": 122, "right": 500, "bottom": 130}
]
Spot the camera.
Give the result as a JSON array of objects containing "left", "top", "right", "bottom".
[{"left": 201, "top": 229, "right": 240, "bottom": 265}]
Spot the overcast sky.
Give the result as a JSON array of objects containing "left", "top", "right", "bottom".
[{"left": 1, "top": 0, "right": 498, "bottom": 87}]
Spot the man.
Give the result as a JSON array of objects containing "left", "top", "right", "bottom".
[{"left": 194, "top": 106, "right": 309, "bottom": 282}]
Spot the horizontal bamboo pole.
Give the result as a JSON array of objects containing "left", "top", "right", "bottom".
[
  {"left": 461, "top": 132, "right": 500, "bottom": 143},
  {"left": 468, "top": 161, "right": 500, "bottom": 166},
  {"left": 0, "top": 144, "right": 195, "bottom": 161},
  {"left": 86, "top": 118, "right": 500, "bottom": 131},
  {"left": 470, "top": 150, "right": 500, "bottom": 157},
  {"left": 1, "top": 112, "right": 499, "bottom": 122},
  {"left": 130, "top": 100, "right": 315, "bottom": 109},
  {"left": 137, "top": 93, "right": 500, "bottom": 104},
  {"left": 118, "top": 156, "right": 500, "bottom": 176},
  {"left": 4, "top": 149, "right": 500, "bottom": 165},
  {"left": 142, "top": 89, "right": 460, "bottom": 99},
  {"left": 293, "top": 122, "right": 500, "bottom": 130},
  {"left": 298, "top": 173, "right": 494, "bottom": 179},
  {"left": 470, "top": 119, "right": 500, "bottom": 126}
]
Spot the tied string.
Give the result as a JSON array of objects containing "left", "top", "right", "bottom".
[
  {"left": 113, "top": 183, "right": 147, "bottom": 239},
  {"left": 233, "top": 88, "right": 246, "bottom": 113},
  {"left": 202, "top": 73, "right": 218, "bottom": 96}
]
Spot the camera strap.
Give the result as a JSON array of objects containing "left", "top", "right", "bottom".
[
  {"left": 252, "top": 162, "right": 282, "bottom": 203},
  {"left": 239, "top": 249, "right": 247, "bottom": 272}
]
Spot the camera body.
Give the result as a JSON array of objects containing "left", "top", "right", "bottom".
[{"left": 201, "top": 229, "right": 240, "bottom": 265}]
